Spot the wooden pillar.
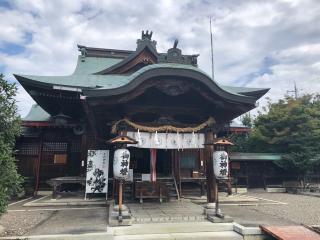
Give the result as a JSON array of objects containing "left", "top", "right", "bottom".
[
  {"left": 34, "top": 132, "right": 43, "bottom": 196},
  {"left": 205, "top": 131, "right": 216, "bottom": 203},
  {"left": 263, "top": 161, "right": 266, "bottom": 189},
  {"left": 245, "top": 162, "right": 249, "bottom": 187},
  {"left": 178, "top": 150, "right": 182, "bottom": 197},
  {"left": 80, "top": 133, "right": 87, "bottom": 175},
  {"left": 118, "top": 180, "right": 123, "bottom": 221}
]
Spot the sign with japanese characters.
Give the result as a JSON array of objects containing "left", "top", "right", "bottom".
[
  {"left": 213, "top": 151, "right": 229, "bottom": 180},
  {"left": 86, "top": 150, "right": 109, "bottom": 194},
  {"left": 113, "top": 149, "right": 130, "bottom": 179}
]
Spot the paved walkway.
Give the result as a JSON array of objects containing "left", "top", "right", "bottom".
[
  {"left": 2, "top": 191, "right": 319, "bottom": 237},
  {"left": 128, "top": 200, "right": 206, "bottom": 223}
]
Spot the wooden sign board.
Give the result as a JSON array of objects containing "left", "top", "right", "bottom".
[{"left": 54, "top": 154, "right": 67, "bottom": 164}]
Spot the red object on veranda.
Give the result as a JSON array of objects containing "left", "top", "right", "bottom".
[{"left": 260, "top": 225, "right": 320, "bottom": 240}]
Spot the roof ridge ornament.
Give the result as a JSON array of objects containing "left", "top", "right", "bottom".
[
  {"left": 173, "top": 39, "right": 178, "bottom": 48},
  {"left": 157, "top": 38, "right": 199, "bottom": 66},
  {"left": 142, "top": 30, "right": 153, "bottom": 40},
  {"left": 136, "top": 30, "right": 157, "bottom": 51},
  {"left": 78, "top": 46, "right": 87, "bottom": 62}
]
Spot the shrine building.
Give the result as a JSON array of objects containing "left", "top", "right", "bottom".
[{"left": 14, "top": 31, "right": 270, "bottom": 202}]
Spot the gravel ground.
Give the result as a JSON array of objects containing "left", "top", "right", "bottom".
[
  {"left": 223, "top": 192, "right": 320, "bottom": 227},
  {"left": 245, "top": 192, "right": 320, "bottom": 225},
  {"left": 0, "top": 210, "right": 52, "bottom": 236}
]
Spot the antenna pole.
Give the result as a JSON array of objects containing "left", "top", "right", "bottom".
[
  {"left": 287, "top": 81, "right": 300, "bottom": 99},
  {"left": 210, "top": 17, "right": 215, "bottom": 81},
  {"left": 294, "top": 81, "right": 298, "bottom": 99}
]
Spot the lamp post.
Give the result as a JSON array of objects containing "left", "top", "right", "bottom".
[
  {"left": 107, "top": 135, "right": 137, "bottom": 224},
  {"left": 204, "top": 138, "right": 234, "bottom": 219}
]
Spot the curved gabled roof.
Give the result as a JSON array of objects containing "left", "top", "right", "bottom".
[
  {"left": 15, "top": 62, "right": 269, "bottom": 106},
  {"left": 23, "top": 104, "right": 51, "bottom": 122},
  {"left": 95, "top": 41, "right": 159, "bottom": 74},
  {"left": 73, "top": 56, "right": 123, "bottom": 75},
  {"left": 83, "top": 63, "right": 267, "bottom": 105}
]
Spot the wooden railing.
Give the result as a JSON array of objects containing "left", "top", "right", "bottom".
[{"left": 172, "top": 174, "right": 180, "bottom": 200}]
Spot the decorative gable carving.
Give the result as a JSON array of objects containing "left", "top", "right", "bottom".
[{"left": 106, "top": 47, "right": 158, "bottom": 74}]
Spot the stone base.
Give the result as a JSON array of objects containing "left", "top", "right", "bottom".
[
  {"left": 266, "top": 187, "right": 286, "bottom": 193},
  {"left": 231, "top": 188, "right": 248, "bottom": 194},
  {"left": 203, "top": 202, "right": 233, "bottom": 223},
  {"left": 0, "top": 224, "right": 4, "bottom": 235},
  {"left": 109, "top": 204, "right": 132, "bottom": 227},
  {"left": 203, "top": 202, "right": 221, "bottom": 216},
  {"left": 207, "top": 215, "right": 234, "bottom": 223}
]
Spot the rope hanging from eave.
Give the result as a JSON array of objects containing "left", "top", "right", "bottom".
[{"left": 111, "top": 117, "right": 215, "bottom": 134}]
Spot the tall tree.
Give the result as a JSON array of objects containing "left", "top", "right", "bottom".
[
  {"left": 241, "top": 113, "right": 253, "bottom": 128},
  {"left": 247, "top": 94, "right": 320, "bottom": 180},
  {"left": 0, "top": 74, "right": 22, "bottom": 215},
  {"left": 229, "top": 113, "right": 253, "bottom": 152}
]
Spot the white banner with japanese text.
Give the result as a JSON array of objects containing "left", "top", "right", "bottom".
[{"left": 85, "top": 150, "right": 109, "bottom": 196}]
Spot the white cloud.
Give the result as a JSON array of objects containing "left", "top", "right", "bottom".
[{"left": 0, "top": 0, "right": 319, "bottom": 118}]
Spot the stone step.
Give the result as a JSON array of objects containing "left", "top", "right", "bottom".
[
  {"left": 133, "top": 215, "right": 206, "bottom": 223},
  {"left": 112, "top": 222, "right": 234, "bottom": 235},
  {"left": 113, "top": 231, "right": 243, "bottom": 240}
]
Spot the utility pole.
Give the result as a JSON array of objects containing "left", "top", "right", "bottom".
[
  {"left": 287, "top": 81, "right": 300, "bottom": 99},
  {"left": 210, "top": 17, "right": 215, "bottom": 81}
]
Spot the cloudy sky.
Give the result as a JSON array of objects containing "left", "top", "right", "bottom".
[{"left": 1, "top": 0, "right": 320, "bottom": 118}]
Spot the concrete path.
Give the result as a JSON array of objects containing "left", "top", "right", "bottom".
[
  {"left": 2, "top": 222, "right": 248, "bottom": 240},
  {"left": 28, "top": 207, "right": 108, "bottom": 235}
]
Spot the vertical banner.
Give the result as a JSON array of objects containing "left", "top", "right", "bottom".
[
  {"left": 150, "top": 149, "right": 157, "bottom": 182},
  {"left": 85, "top": 150, "right": 109, "bottom": 198}
]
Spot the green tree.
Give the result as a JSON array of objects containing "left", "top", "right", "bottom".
[
  {"left": 241, "top": 113, "right": 253, "bottom": 128},
  {"left": 229, "top": 113, "right": 253, "bottom": 152},
  {"left": 229, "top": 132, "right": 250, "bottom": 152},
  {"left": 0, "top": 74, "right": 22, "bottom": 215},
  {"left": 246, "top": 94, "right": 320, "bottom": 180}
]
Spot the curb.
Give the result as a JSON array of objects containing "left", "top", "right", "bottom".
[
  {"left": 298, "top": 192, "right": 320, "bottom": 198},
  {"left": 0, "top": 231, "right": 113, "bottom": 240}
]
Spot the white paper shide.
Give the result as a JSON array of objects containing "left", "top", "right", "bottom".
[
  {"left": 213, "top": 151, "right": 229, "bottom": 180},
  {"left": 127, "top": 131, "right": 205, "bottom": 149},
  {"left": 113, "top": 149, "right": 130, "bottom": 179}
]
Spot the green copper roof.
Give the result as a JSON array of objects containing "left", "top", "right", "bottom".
[
  {"left": 72, "top": 56, "right": 123, "bottom": 75},
  {"left": 23, "top": 104, "right": 51, "bottom": 121},
  {"left": 16, "top": 61, "right": 267, "bottom": 99},
  {"left": 230, "top": 152, "right": 282, "bottom": 161}
]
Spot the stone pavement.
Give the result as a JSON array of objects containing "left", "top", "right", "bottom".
[
  {"left": 128, "top": 199, "right": 207, "bottom": 223},
  {"left": 187, "top": 193, "right": 260, "bottom": 204},
  {"left": 3, "top": 191, "right": 318, "bottom": 238},
  {"left": 1, "top": 222, "right": 264, "bottom": 240},
  {"left": 23, "top": 194, "right": 108, "bottom": 207}
]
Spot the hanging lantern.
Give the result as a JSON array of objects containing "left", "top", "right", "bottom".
[
  {"left": 213, "top": 151, "right": 229, "bottom": 180},
  {"left": 52, "top": 112, "right": 71, "bottom": 126},
  {"left": 113, "top": 149, "right": 130, "bottom": 179}
]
